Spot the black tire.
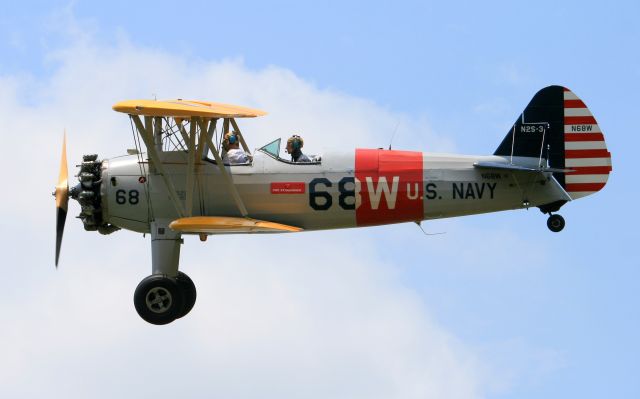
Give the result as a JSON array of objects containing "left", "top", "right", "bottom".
[
  {"left": 175, "top": 271, "right": 197, "bottom": 319},
  {"left": 547, "top": 214, "right": 565, "bottom": 233},
  {"left": 134, "top": 275, "right": 185, "bottom": 325}
]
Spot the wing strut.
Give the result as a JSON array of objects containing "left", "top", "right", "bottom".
[
  {"left": 184, "top": 119, "right": 197, "bottom": 216},
  {"left": 200, "top": 118, "right": 249, "bottom": 217},
  {"left": 220, "top": 118, "right": 250, "bottom": 154},
  {"left": 132, "top": 115, "right": 186, "bottom": 218},
  {"left": 184, "top": 117, "right": 213, "bottom": 217},
  {"left": 229, "top": 118, "right": 251, "bottom": 154},
  {"left": 174, "top": 118, "right": 191, "bottom": 146},
  {"left": 131, "top": 115, "right": 249, "bottom": 219}
]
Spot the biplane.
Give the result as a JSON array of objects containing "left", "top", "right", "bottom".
[{"left": 54, "top": 86, "right": 612, "bottom": 325}]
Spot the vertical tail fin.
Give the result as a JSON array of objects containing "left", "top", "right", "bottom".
[{"left": 494, "top": 85, "right": 612, "bottom": 199}]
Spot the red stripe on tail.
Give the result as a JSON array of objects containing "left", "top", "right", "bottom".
[
  {"left": 565, "top": 149, "right": 611, "bottom": 158},
  {"left": 564, "top": 133, "right": 604, "bottom": 142},
  {"left": 565, "top": 183, "right": 607, "bottom": 192},
  {"left": 565, "top": 116, "right": 597, "bottom": 124},
  {"left": 566, "top": 166, "right": 612, "bottom": 175},
  {"left": 564, "top": 99, "right": 587, "bottom": 108}
]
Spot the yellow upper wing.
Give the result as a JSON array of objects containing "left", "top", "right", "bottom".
[{"left": 112, "top": 99, "right": 267, "bottom": 118}]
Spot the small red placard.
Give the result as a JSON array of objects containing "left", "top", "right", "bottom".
[{"left": 271, "top": 182, "right": 306, "bottom": 194}]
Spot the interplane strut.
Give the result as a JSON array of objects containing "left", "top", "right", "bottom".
[{"left": 130, "top": 115, "right": 249, "bottom": 219}]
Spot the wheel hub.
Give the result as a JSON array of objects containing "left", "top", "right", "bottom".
[{"left": 145, "top": 287, "right": 173, "bottom": 313}]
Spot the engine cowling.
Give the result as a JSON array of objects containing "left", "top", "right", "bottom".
[{"left": 70, "top": 154, "right": 120, "bottom": 235}]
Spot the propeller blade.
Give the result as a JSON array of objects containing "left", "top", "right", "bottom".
[
  {"left": 55, "top": 132, "right": 69, "bottom": 267},
  {"left": 55, "top": 205, "right": 67, "bottom": 267}
]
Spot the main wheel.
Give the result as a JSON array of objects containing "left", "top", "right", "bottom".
[
  {"left": 134, "top": 275, "right": 185, "bottom": 325},
  {"left": 176, "top": 271, "right": 197, "bottom": 319},
  {"left": 547, "top": 214, "right": 565, "bottom": 232}
]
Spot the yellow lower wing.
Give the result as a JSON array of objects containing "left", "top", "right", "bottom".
[{"left": 169, "top": 216, "right": 302, "bottom": 234}]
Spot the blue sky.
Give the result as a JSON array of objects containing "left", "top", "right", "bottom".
[{"left": 1, "top": 1, "right": 638, "bottom": 398}]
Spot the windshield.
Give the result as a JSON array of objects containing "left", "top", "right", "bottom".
[{"left": 259, "top": 138, "right": 281, "bottom": 158}]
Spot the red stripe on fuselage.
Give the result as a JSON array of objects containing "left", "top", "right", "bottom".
[{"left": 355, "top": 149, "right": 423, "bottom": 227}]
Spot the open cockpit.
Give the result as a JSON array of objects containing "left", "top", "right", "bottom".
[{"left": 258, "top": 137, "right": 321, "bottom": 165}]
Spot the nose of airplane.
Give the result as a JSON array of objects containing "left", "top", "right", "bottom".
[
  {"left": 53, "top": 141, "right": 122, "bottom": 267},
  {"left": 75, "top": 153, "right": 105, "bottom": 232}
]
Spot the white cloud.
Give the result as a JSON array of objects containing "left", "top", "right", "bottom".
[
  {"left": 0, "top": 33, "right": 487, "bottom": 398},
  {"left": 1, "top": 231, "right": 488, "bottom": 398}
]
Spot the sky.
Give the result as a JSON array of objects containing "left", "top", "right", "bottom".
[{"left": 1, "top": 1, "right": 638, "bottom": 398}]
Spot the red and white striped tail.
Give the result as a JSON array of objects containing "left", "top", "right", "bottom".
[{"left": 563, "top": 88, "right": 612, "bottom": 199}]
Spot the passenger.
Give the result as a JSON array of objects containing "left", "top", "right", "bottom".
[
  {"left": 286, "top": 134, "right": 311, "bottom": 163},
  {"left": 222, "top": 131, "right": 250, "bottom": 164}
]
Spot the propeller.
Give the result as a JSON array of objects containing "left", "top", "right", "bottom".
[{"left": 54, "top": 132, "right": 69, "bottom": 267}]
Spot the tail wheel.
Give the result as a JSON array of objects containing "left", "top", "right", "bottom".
[
  {"left": 176, "top": 271, "right": 197, "bottom": 319},
  {"left": 134, "top": 275, "right": 185, "bottom": 325},
  {"left": 547, "top": 214, "right": 565, "bottom": 233}
]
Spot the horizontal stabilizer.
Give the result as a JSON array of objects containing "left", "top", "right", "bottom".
[
  {"left": 473, "top": 161, "right": 573, "bottom": 174},
  {"left": 169, "top": 216, "right": 302, "bottom": 234}
]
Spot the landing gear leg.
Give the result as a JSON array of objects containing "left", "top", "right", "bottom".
[
  {"left": 150, "top": 221, "right": 182, "bottom": 277},
  {"left": 134, "top": 220, "right": 192, "bottom": 325},
  {"left": 547, "top": 213, "right": 565, "bottom": 232}
]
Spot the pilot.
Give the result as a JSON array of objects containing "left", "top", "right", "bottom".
[
  {"left": 222, "top": 131, "right": 250, "bottom": 164},
  {"left": 286, "top": 134, "right": 311, "bottom": 163}
]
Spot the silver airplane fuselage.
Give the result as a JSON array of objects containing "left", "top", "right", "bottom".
[{"left": 100, "top": 148, "right": 567, "bottom": 233}]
